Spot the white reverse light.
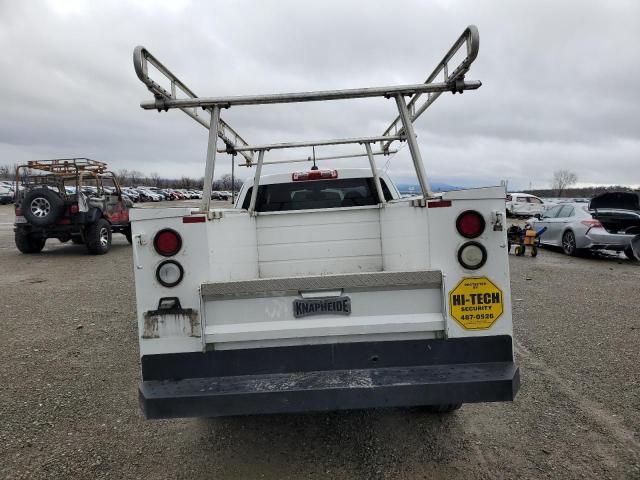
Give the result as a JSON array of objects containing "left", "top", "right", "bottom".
[
  {"left": 458, "top": 242, "right": 487, "bottom": 270},
  {"left": 156, "top": 260, "right": 184, "bottom": 287}
]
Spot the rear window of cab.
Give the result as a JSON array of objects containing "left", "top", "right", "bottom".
[{"left": 242, "top": 178, "right": 393, "bottom": 212}]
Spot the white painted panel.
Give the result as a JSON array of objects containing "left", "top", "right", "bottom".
[
  {"left": 204, "top": 288, "right": 443, "bottom": 346},
  {"left": 258, "top": 238, "right": 382, "bottom": 262},
  {"left": 380, "top": 203, "right": 430, "bottom": 271},
  {"left": 258, "top": 256, "right": 383, "bottom": 278},
  {"left": 258, "top": 221, "right": 381, "bottom": 245},
  {"left": 206, "top": 288, "right": 441, "bottom": 325},
  {"left": 205, "top": 313, "right": 445, "bottom": 343},
  {"left": 214, "top": 331, "right": 440, "bottom": 350},
  {"left": 207, "top": 212, "right": 259, "bottom": 282},
  {"left": 256, "top": 207, "right": 383, "bottom": 278}
]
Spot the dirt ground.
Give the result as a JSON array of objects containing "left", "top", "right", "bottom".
[{"left": 0, "top": 203, "right": 639, "bottom": 479}]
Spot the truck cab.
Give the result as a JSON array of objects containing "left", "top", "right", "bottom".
[
  {"left": 234, "top": 168, "right": 401, "bottom": 211},
  {"left": 130, "top": 25, "right": 519, "bottom": 419}
]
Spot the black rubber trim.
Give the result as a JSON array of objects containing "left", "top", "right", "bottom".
[
  {"left": 153, "top": 228, "right": 182, "bottom": 257},
  {"left": 141, "top": 335, "right": 514, "bottom": 381},
  {"left": 139, "top": 336, "right": 519, "bottom": 418},
  {"left": 456, "top": 210, "right": 485, "bottom": 239},
  {"left": 155, "top": 260, "right": 184, "bottom": 288},
  {"left": 457, "top": 241, "right": 487, "bottom": 270},
  {"left": 140, "top": 361, "right": 520, "bottom": 418}
]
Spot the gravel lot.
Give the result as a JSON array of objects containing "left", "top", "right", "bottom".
[{"left": 1, "top": 202, "right": 639, "bottom": 479}]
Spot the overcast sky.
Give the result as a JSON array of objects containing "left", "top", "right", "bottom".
[{"left": 1, "top": 0, "right": 639, "bottom": 189}]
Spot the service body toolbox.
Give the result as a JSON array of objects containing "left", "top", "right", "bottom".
[{"left": 130, "top": 25, "right": 519, "bottom": 418}]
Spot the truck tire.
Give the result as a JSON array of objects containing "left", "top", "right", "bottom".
[
  {"left": 124, "top": 226, "right": 132, "bottom": 244},
  {"left": 422, "top": 403, "right": 462, "bottom": 413},
  {"left": 15, "top": 229, "right": 46, "bottom": 254},
  {"left": 22, "top": 188, "right": 64, "bottom": 226},
  {"left": 85, "top": 218, "right": 112, "bottom": 255},
  {"left": 624, "top": 247, "right": 637, "bottom": 261}
]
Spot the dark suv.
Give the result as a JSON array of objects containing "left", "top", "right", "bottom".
[{"left": 13, "top": 158, "right": 131, "bottom": 255}]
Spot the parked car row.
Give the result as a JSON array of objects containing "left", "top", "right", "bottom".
[
  {"left": 0, "top": 180, "right": 230, "bottom": 205},
  {"left": 119, "top": 187, "right": 204, "bottom": 202}
]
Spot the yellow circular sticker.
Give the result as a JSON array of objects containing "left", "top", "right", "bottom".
[{"left": 449, "top": 276, "right": 503, "bottom": 330}]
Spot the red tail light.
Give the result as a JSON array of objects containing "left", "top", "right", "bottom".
[
  {"left": 182, "top": 215, "right": 206, "bottom": 223},
  {"left": 456, "top": 210, "right": 485, "bottom": 238},
  {"left": 70, "top": 204, "right": 79, "bottom": 214},
  {"left": 292, "top": 170, "right": 338, "bottom": 181},
  {"left": 154, "top": 229, "right": 182, "bottom": 257},
  {"left": 15, "top": 207, "right": 23, "bottom": 216},
  {"left": 581, "top": 219, "right": 602, "bottom": 228}
]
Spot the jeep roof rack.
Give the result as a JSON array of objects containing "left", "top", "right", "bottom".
[
  {"left": 23, "top": 158, "right": 108, "bottom": 175},
  {"left": 133, "top": 25, "right": 481, "bottom": 213}
]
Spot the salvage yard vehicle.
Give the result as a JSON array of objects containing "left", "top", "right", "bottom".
[
  {"left": 0, "top": 185, "right": 13, "bottom": 204},
  {"left": 13, "top": 158, "right": 131, "bottom": 254},
  {"left": 529, "top": 202, "right": 639, "bottom": 259},
  {"left": 589, "top": 191, "right": 640, "bottom": 236},
  {"left": 506, "top": 192, "right": 547, "bottom": 218},
  {"left": 130, "top": 25, "right": 520, "bottom": 419}
]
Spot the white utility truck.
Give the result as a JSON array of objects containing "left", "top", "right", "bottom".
[{"left": 131, "top": 25, "right": 519, "bottom": 419}]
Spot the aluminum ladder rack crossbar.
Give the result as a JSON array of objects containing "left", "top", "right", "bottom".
[
  {"left": 133, "top": 25, "right": 482, "bottom": 211},
  {"left": 133, "top": 46, "right": 254, "bottom": 166},
  {"left": 237, "top": 149, "right": 397, "bottom": 168},
  {"left": 140, "top": 80, "right": 480, "bottom": 110},
  {"left": 224, "top": 135, "right": 405, "bottom": 153}
]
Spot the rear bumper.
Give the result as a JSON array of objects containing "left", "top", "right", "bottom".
[
  {"left": 139, "top": 335, "right": 520, "bottom": 419},
  {"left": 584, "top": 229, "right": 634, "bottom": 250}
]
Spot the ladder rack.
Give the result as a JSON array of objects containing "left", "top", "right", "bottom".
[
  {"left": 133, "top": 25, "right": 481, "bottom": 213},
  {"left": 25, "top": 158, "right": 108, "bottom": 175}
]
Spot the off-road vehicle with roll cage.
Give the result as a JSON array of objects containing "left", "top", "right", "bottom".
[{"left": 13, "top": 158, "right": 132, "bottom": 255}]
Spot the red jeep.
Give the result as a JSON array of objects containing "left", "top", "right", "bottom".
[{"left": 13, "top": 158, "right": 131, "bottom": 255}]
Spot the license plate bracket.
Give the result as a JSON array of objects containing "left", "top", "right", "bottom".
[{"left": 293, "top": 296, "right": 351, "bottom": 318}]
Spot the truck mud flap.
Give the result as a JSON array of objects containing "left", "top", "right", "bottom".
[{"left": 139, "top": 336, "right": 519, "bottom": 418}]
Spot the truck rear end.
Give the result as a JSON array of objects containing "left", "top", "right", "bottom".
[{"left": 130, "top": 25, "right": 519, "bottom": 418}]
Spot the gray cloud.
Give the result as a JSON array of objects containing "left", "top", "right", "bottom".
[{"left": 1, "top": 0, "right": 639, "bottom": 189}]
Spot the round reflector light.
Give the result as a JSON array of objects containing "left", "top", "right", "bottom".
[
  {"left": 457, "top": 241, "right": 487, "bottom": 270},
  {"left": 154, "top": 229, "right": 182, "bottom": 257},
  {"left": 156, "top": 260, "right": 184, "bottom": 287},
  {"left": 456, "top": 210, "right": 485, "bottom": 238}
]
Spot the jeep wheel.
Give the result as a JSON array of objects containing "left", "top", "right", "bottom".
[
  {"left": 624, "top": 247, "right": 637, "bottom": 261},
  {"left": 86, "top": 219, "right": 111, "bottom": 255},
  {"left": 15, "top": 229, "right": 46, "bottom": 254},
  {"left": 22, "top": 188, "right": 64, "bottom": 226}
]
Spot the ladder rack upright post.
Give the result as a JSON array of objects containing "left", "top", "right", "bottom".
[
  {"left": 364, "top": 143, "right": 386, "bottom": 204},
  {"left": 200, "top": 105, "right": 221, "bottom": 213},
  {"left": 395, "top": 95, "right": 433, "bottom": 198}
]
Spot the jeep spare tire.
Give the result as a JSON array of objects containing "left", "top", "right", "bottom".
[{"left": 22, "top": 188, "right": 64, "bottom": 226}]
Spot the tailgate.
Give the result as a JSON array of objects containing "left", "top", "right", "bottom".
[{"left": 201, "top": 270, "right": 444, "bottom": 348}]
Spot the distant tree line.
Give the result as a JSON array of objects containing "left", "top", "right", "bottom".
[
  {"left": 523, "top": 169, "right": 638, "bottom": 198},
  {"left": 525, "top": 185, "right": 639, "bottom": 199},
  {"left": 0, "top": 164, "right": 244, "bottom": 191}
]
